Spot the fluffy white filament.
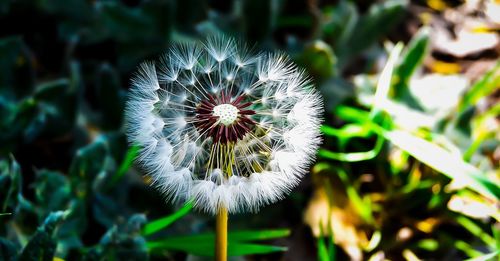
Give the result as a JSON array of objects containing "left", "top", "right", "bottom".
[{"left": 125, "top": 36, "right": 323, "bottom": 214}]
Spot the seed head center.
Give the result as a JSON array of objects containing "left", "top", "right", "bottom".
[{"left": 213, "top": 103, "right": 239, "bottom": 126}]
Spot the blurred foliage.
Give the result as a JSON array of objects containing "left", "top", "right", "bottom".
[{"left": 0, "top": 0, "right": 499, "bottom": 260}]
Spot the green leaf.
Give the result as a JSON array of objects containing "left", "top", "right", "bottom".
[
  {"left": 34, "top": 170, "right": 71, "bottom": 212},
  {"left": 317, "top": 219, "right": 335, "bottom": 261},
  {"left": 385, "top": 130, "right": 500, "bottom": 200},
  {"left": 463, "top": 130, "right": 493, "bottom": 162},
  {"left": 19, "top": 211, "right": 66, "bottom": 261},
  {"left": 317, "top": 236, "right": 331, "bottom": 261},
  {"left": 371, "top": 42, "right": 404, "bottom": 117},
  {"left": 334, "top": 105, "right": 500, "bottom": 199},
  {"left": 317, "top": 133, "right": 384, "bottom": 162},
  {"left": 33, "top": 79, "right": 69, "bottom": 100},
  {"left": 416, "top": 239, "right": 439, "bottom": 251},
  {"left": 0, "top": 156, "right": 22, "bottom": 213},
  {"left": 458, "top": 61, "right": 500, "bottom": 113},
  {"left": 336, "top": 169, "right": 374, "bottom": 224},
  {"left": 464, "top": 251, "right": 499, "bottom": 261},
  {"left": 299, "top": 40, "right": 337, "bottom": 79},
  {"left": 148, "top": 229, "right": 290, "bottom": 243},
  {"left": 0, "top": 96, "right": 37, "bottom": 153},
  {"left": 336, "top": 105, "right": 370, "bottom": 120},
  {"left": 150, "top": 241, "right": 286, "bottom": 257},
  {"left": 22, "top": 67, "right": 79, "bottom": 140},
  {"left": 69, "top": 135, "right": 109, "bottom": 188},
  {"left": 227, "top": 242, "right": 287, "bottom": 256},
  {"left": 142, "top": 201, "right": 193, "bottom": 236},
  {"left": 147, "top": 229, "right": 290, "bottom": 256},
  {"left": 319, "top": 103, "right": 391, "bottom": 162},
  {"left": 494, "top": 225, "right": 500, "bottom": 258},
  {"left": 327, "top": 0, "right": 359, "bottom": 67},
  {"left": 98, "top": 2, "right": 155, "bottom": 42},
  {"left": 335, "top": 106, "right": 386, "bottom": 135},
  {"left": 462, "top": 103, "right": 500, "bottom": 156},
  {"left": 455, "top": 240, "right": 484, "bottom": 258},
  {"left": 321, "top": 123, "right": 375, "bottom": 150},
  {"left": 93, "top": 193, "right": 122, "bottom": 227},
  {"left": 227, "top": 229, "right": 291, "bottom": 241},
  {"left": 341, "top": 0, "right": 406, "bottom": 60},
  {"left": 55, "top": 199, "right": 87, "bottom": 240},
  {"left": 318, "top": 41, "right": 403, "bottom": 162},
  {"left": 456, "top": 216, "right": 496, "bottom": 247},
  {"left": 395, "top": 27, "right": 430, "bottom": 82},
  {"left": 321, "top": 124, "right": 373, "bottom": 139},
  {"left": 110, "top": 144, "right": 140, "bottom": 187},
  {"left": 96, "top": 215, "right": 148, "bottom": 260},
  {"left": 393, "top": 27, "right": 430, "bottom": 99}
]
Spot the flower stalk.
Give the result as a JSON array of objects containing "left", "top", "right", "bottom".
[{"left": 215, "top": 206, "right": 228, "bottom": 261}]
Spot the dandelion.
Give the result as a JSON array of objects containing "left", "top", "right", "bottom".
[{"left": 125, "top": 36, "right": 323, "bottom": 260}]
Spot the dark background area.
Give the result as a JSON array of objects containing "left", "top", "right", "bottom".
[{"left": 1, "top": 0, "right": 498, "bottom": 260}]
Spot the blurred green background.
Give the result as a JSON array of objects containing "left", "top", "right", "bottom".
[{"left": 0, "top": 0, "right": 499, "bottom": 260}]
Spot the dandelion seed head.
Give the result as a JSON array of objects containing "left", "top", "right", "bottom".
[{"left": 125, "top": 36, "right": 323, "bottom": 214}]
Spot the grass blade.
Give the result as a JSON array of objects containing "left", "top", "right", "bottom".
[
  {"left": 318, "top": 133, "right": 384, "bottom": 162},
  {"left": 456, "top": 216, "right": 495, "bottom": 247},
  {"left": 110, "top": 144, "right": 139, "bottom": 186},
  {"left": 371, "top": 42, "right": 403, "bottom": 117},
  {"left": 142, "top": 201, "right": 193, "bottom": 236},
  {"left": 464, "top": 251, "right": 499, "bottom": 261},
  {"left": 385, "top": 130, "right": 500, "bottom": 200},
  {"left": 228, "top": 229, "right": 291, "bottom": 241},
  {"left": 147, "top": 229, "right": 290, "bottom": 256},
  {"left": 149, "top": 240, "right": 287, "bottom": 257},
  {"left": 458, "top": 61, "right": 500, "bottom": 113},
  {"left": 336, "top": 169, "right": 374, "bottom": 224},
  {"left": 320, "top": 124, "right": 373, "bottom": 139},
  {"left": 333, "top": 105, "right": 500, "bottom": 200},
  {"left": 318, "top": 236, "right": 331, "bottom": 261},
  {"left": 393, "top": 27, "right": 430, "bottom": 98},
  {"left": 455, "top": 240, "right": 484, "bottom": 258}
]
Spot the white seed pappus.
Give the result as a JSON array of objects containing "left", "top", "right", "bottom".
[{"left": 125, "top": 36, "right": 323, "bottom": 214}]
